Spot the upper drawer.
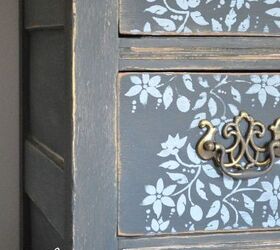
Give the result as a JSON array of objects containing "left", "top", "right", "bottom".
[{"left": 120, "top": 0, "right": 280, "bottom": 35}]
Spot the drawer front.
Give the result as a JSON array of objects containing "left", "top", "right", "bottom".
[
  {"left": 120, "top": 0, "right": 280, "bottom": 35},
  {"left": 118, "top": 73, "right": 280, "bottom": 236}
]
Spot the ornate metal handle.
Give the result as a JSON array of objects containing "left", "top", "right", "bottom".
[{"left": 196, "top": 111, "right": 280, "bottom": 179}]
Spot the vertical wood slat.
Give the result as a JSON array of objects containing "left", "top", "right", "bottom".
[
  {"left": 25, "top": 141, "right": 65, "bottom": 238},
  {"left": 29, "top": 201, "right": 64, "bottom": 250},
  {"left": 71, "top": 0, "right": 119, "bottom": 249},
  {"left": 24, "top": 0, "right": 65, "bottom": 28},
  {"left": 22, "top": 0, "right": 72, "bottom": 248},
  {"left": 28, "top": 30, "right": 67, "bottom": 158}
]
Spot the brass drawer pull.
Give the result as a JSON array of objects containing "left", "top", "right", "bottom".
[{"left": 197, "top": 111, "right": 280, "bottom": 179}]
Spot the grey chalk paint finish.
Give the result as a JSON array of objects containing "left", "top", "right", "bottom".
[
  {"left": 119, "top": 73, "right": 280, "bottom": 236},
  {"left": 120, "top": 0, "right": 280, "bottom": 35}
]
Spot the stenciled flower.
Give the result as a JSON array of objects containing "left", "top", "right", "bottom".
[
  {"left": 176, "top": 0, "right": 201, "bottom": 10},
  {"left": 151, "top": 218, "right": 170, "bottom": 233},
  {"left": 246, "top": 75, "right": 280, "bottom": 106},
  {"left": 257, "top": 176, "right": 280, "bottom": 213},
  {"left": 141, "top": 178, "right": 176, "bottom": 218},
  {"left": 263, "top": 213, "right": 280, "bottom": 228},
  {"left": 157, "top": 134, "right": 187, "bottom": 157},
  {"left": 125, "top": 74, "right": 162, "bottom": 105}
]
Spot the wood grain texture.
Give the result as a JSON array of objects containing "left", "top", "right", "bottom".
[
  {"left": 24, "top": 0, "right": 65, "bottom": 28},
  {"left": 123, "top": 243, "right": 280, "bottom": 250},
  {"left": 29, "top": 201, "right": 64, "bottom": 250},
  {"left": 71, "top": 0, "right": 119, "bottom": 249},
  {"left": 25, "top": 141, "right": 65, "bottom": 238},
  {"left": 120, "top": 37, "right": 280, "bottom": 71},
  {"left": 119, "top": 231, "right": 280, "bottom": 249}
]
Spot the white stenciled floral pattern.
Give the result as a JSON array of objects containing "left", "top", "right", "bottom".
[
  {"left": 142, "top": 178, "right": 176, "bottom": 218},
  {"left": 125, "top": 74, "right": 162, "bottom": 105},
  {"left": 125, "top": 74, "right": 280, "bottom": 118},
  {"left": 257, "top": 176, "right": 280, "bottom": 213},
  {"left": 246, "top": 75, "right": 280, "bottom": 106},
  {"left": 122, "top": 73, "right": 280, "bottom": 234},
  {"left": 129, "top": 0, "right": 280, "bottom": 34}
]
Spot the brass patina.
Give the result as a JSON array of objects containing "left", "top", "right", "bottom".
[{"left": 197, "top": 111, "right": 280, "bottom": 179}]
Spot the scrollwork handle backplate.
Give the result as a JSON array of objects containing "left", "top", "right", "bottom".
[{"left": 197, "top": 111, "right": 280, "bottom": 179}]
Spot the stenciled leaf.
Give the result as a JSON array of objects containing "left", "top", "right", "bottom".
[
  {"left": 205, "top": 220, "right": 219, "bottom": 230},
  {"left": 160, "top": 220, "right": 170, "bottom": 231},
  {"left": 231, "top": 86, "right": 241, "bottom": 103},
  {"left": 236, "top": 0, "right": 245, "bottom": 9},
  {"left": 225, "top": 8, "right": 237, "bottom": 31},
  {"left": 208, "top": 97, "right": 217, "bottom": 117},
  {"left": 206, "top": 200, "right": 221, "bottom": 218},
  {"left": 167, "top": 172, "right": 188, "bottom": 184},
  {"left": 248, "top": 178, "right": 260, "bottom": 187},
  {"left": 151, "top": 219, "right": 160, "bottom": 232},
  {"left": 246, "top": 83, "right": 261, "bottom": 94},
  {"left": 187, "top": 143, "right": 201, "bottom": 164},
  {"left": 177, "top": 194, "right": 186, "bottom": 216},
  {"left": 163, "top": 86, "right": 173, "bottom": 110},
  {"left": 242, "top": 194, "right": 255, "bottom": 213},
  {"left": 193, "top": 92, "right": 207, "bottom": 110},
  {"left": 125, "top": 85, "right": 142, "bottom": 97},
  {"left": 196, "top": 179, "right": 208, "bottom": 200},
  {"left": 149, "top": 75, "right": 161, "bottom": 87},
  {"left": 239, "top": 211, "right": 253, "bottom": 226},
  {"left": 145, "top": 5, "right": 168, "bottom": 15},
  {"left": 212, "top": 18, "right": 223, "bottom": 32},
  {"left": 190, "top": 11, "right": 209, "bottom": 26},
  {"left": 183, "top": 74, "right": 194, "bottom": 92},
  {"left": 228, "top": 103, "right": 239, "bottom": 116},
  {"left": 159, "top": 160, "right": 180, "bottom": 170},
  {"left": 198, "top": 77, "right": 209, "bottom": 88},
  {"left": 258, "top": 88, "right": 267, "bottom": 107},
  {"left": 266, "top": 8, "right": 280, "bottom": 17},
  {"left": 265, "top": 0, "right": 278, "bottom": 4},
  {"left": 210, "top": 183, "right": 222, "bottom": 196},
  {"left": 203, "top": 164, "right": 220, "bottom": 178},
  {"left": 238, "top": 16, "right": 250, "bottom": 32},
  {"left": 221, "top": 205, "right": 230, "bottom": 225},
  {"left": 223, "top": 175, "right": 234, "bottom": 190},
  {"left": 152, "top": 17, "right": 176, "bottom": 31}
]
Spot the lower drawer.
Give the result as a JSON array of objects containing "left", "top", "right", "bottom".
[{"left": 118, "top": 72, "right": 280, "bottom": 236}]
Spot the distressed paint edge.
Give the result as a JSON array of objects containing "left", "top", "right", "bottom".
[
  {"left": 117, "top": 71, "right": 280, "bottom": 237},
  {"left": 70, "top": 0, "right": 77, "bottom": 248}
]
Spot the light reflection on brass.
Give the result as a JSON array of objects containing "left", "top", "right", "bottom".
[{"left": 197, "top": 111, "right": 280, "bottom": 179}]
